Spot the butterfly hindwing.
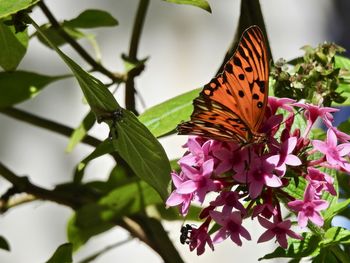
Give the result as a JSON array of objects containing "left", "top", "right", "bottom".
[{"left": 178, "top": 25, "right": 269, "bottom": 143}]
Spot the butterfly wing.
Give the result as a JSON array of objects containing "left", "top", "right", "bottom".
[{"left": 178, "top": 25, "right": 269, "bottom": 143}]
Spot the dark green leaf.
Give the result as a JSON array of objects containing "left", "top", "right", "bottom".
[
  {"left": 338, "top": 118, "right": 350, "bottom": 134},
  {"left": 0, "top": 22, "right": 28, "bottom": 70},
  {"left": 63, "top": 9, "right": 118, "bottom": 29},
  {"left": 156, "top": 204, "right": 202, "bottom": 221},
  {"left": 0, "top": 236, "right": 10, "bottom": 251},
  {"left": 113, "top": 110, "right": 171, "bottom": 200},
  {"left": 0, "top": 71, "right": 67, "bottom": 108},
  {"left": 138, "top": 88, "right": 200, "bottom": 137},
  {"left": 66, "top": 111, "right": 95, "bottom": 152},
  {"left": 32, "top": 18, "right": 119, "bottom": 119},
  {"left": 163, "top": 0, "right": 211, "bottom": 13},
  {"left": 0, "top": 0, "right": 39, "bottom": 19},
  {"left": 45, "top": 243, "right": 73, "bottom": 263},
  {"left": 260, "top": 233, "right": 320, "bottom": 260},
  {"left": 321, "top": 227, "right": 350, "bottom": 246}
]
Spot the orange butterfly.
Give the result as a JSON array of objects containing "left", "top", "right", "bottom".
[{"left": 178, "top": 26, "right": 269, "bottom": 144}]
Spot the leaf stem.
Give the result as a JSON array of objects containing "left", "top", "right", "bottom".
[
  {"left": 38, "top": 1, "right": 124, "bottom": 83},
  {"left": 125, "top": 0, "right": 150, "bottom": 114}
]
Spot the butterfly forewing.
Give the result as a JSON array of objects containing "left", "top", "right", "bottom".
[{"left": 178, "top": 25, "right": 269, "bottom": 144}]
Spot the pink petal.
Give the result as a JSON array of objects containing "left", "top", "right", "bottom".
[
  {"left": 202, "top": 159, "right": 214, "bottom": 177},
  {"left": 239, "top": 226, "right": 251, "bottom": 241},
  {"left": 326, "top": 128, "right": 338, "bottom": 148},
  {"left": 276, "top": 233, "right": 288, "bottom": 248},
  {"left": 286, "top": 137, "right": 297, "bottom": 154},
  {"left": 249, "top": 181, "right": 264, "bottom": 199},
  {"left": 176, "top": 180, "right": 197, "bottom": 194},
  {"left": 285, "top": 155, "right": 302, "bottom": 166},
  {"left": 212, "top": 228, "right": 228, "bottom": 243},
  {"left": 313, "top": 200, "right": 329, "bottom": 211},
  {"left": 312, "top": 140, "right": 327, "bottom": 154},
  {"left": 297, "top": 212, "right": 308, "bottom": 228},
  {"left": 264, "top": 174, "right": 282, "bottom": 187},
  {"left": 258, "top": 216, "right": 274, "bottom": 229},
  {"left": 165, "top": 192, "right": 183, "bottom": 206},
  {"left": 209, "top": 211, "right": 226, "bottom": 226},
  {"left": 230, "top": 232, "right": 242, "bottom": 246},
  {"left": 286, "top": 229, "right": 303, "bottom": 240},
  {"left": 288, "top": 200, "right": 304, "bottom": 211},
  {"left": 337, "top": 143, "right": 350, "bottom": 156},
  {"left": 266, "top": 155, "right": 280, "bottom": 166},
  {"left": 309, "top": 211, "right": 324, "bottom": 226}
]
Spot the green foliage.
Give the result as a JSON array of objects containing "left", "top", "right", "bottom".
[
  {"left": 0, "top": 236, "right": 10, "bottom": 251},
  {"left": 63, "top": 9, "right": 118, "bottom": 28},
  {"left": 163, "top": 0, "right": 212, "bottom": 13},
  {"left": 66, "top": 111, "right": 95, "bottom": 152},
  {"left": 139, "top": 88, "right": 200, "bottom": 137},
  {"left": 0, "top": 0, "right": 39, "bottom": 19},
  {"left": 272, "top": 44, "right": 349, "bottom": 106},
  {"left": 45, "top": 243, "right": 73, "bottom": 263},
  {"left": 0, "top": 71, "right": 67, "bottom": 108},
  {"left": 0, "top": 21, "right": 28, "bottom": 71}
]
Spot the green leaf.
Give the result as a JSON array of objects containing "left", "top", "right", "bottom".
[
  {"left": 45, "top": 243, "right": 73, "bottom": 263},
  {"left": 163, "top": 0, "right": 211, "bottom": 13},
  {"left": 63, "top": 9, "right": 118, "bottom": 29},
  {"left": 0, "top": 236, "right": 10, "bottom": 251},
  {"left": 66, "top": 111, "right": 95, "bottom": 152},
  {"left": 0, "top": 22, "right": 28, "bottom": 71},
  {"left": 139, "top": 88, "right": 200, "bottom": 137},
  {"left": 112, "top": 110, "right": 171, "bottom": 200},
  {"left": 67, "top": 180, "right": 162, "bottom": 251},
  {"left": 260, "top": 233, "right": 320, "bottom": 260},
  {"left": 32, "top": 17, "right": 119, "bottom": 119},
  {"left": 0, "top": 71, "right": 67, "bottom": 108},
  {"left": 0, "top": 0, "right": 39, "bottom": 19},
  {"left": 322, "top": 227, "right": 350, "bottom": 246},
  {"left": 335, "top": 55, "right": 350, "bottom": 70},
  {"left": 338, "top": 118, "right": 350, "bottom": 134}
]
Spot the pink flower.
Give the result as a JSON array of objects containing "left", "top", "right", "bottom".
[
  {"left": 305, "top": 167, "right": 336, "bottom": 196},
  {"left": 288, "top": 185, "right": 329, "bottom": 228},
  {"left": 312, "top": 128, "right": 350, "bottom": 172},
  {"left": 180, "top": 159, "right": 218, "bottom": 203},
  {"left": 257, "top": 216, "right": 302, "bottom": 248},
  {"left": 210, "top": 191, "right": 246, "bottom": 214},
  {"left": 212, "top": 142, "right": 240, "bottom": 174},
  {"left": 293, "top": 103, "right": 338, "bottom": 136},
  {"left": 267, "top": 137, "right": 302, "bottom": 176},
  {"left": 188, "top": 223, "right": 214, "bottom": 255},
  {"left": 235, "top": 156, "right": 281, "bottom": 199},
  {"left": 179, "top": 137, "right": 213, "bottom": 167},
  {"left": 210, "top": 210, "right": 251, "bottom": 246},
  {"left": 268, "top": 97, "right": 295, "bottom": 115},
  {"left": 166, "top": 172, "right": 193, "bottom": 215}
]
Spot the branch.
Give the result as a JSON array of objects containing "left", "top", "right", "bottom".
[
  {"left": 38, "top": 1, "right": 124, "bottom": 83},
  {"left": 0, "top": 162, "right": 81, "bottom": 209},
  {"left": 125, "top": 0, "right": 150, "bottom": 114},
  {"left": 0, "top": 107, "right": 101, "bottom": 148}
]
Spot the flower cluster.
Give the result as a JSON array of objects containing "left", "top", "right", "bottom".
[{"left": 166, "top": 97, "right": 349, "bottom": 255}]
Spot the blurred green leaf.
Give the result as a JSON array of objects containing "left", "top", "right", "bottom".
[
  {"left": 36, "top": 24, "right": 86, "bottom": 48},
  {"left": 45, "top": 243, "right": 73, "bottom": 263},
  {"left": 67, "top": 180, "right": 162, "bottom": 251},
  {"left": 335, "top": 55, "right": 350, "bottom": 70},
  {"left": 0, "top": 236, "right": 10, "bottom": 251},
  {"left": 321, "top": 227, "right": 350, "bottom": 246},
  {"left": 113, "top": 110, "right": 171, "bottom": 200},
  {"left": 260, "top": 233, "right": 320, "bottom": 260},
  {"left": 67, "top": 211, "right": 114, "bottom": 251},
  {"left": 0, "top": 22, "right": 28, "bottom": 71},
  {"left": 163, "top": 0, "right": 211, "bottom": 13},
  {"left": 0, "top": 71, "right": 67, "bottom": 108},
  {"left": 139, "top": 88, "right": 200, "bottom": 137},
  {"left": 0, "top": 0, "right": 39, "bottom": 19},
  {"left": 338, "top": 118, "right": 350, "bottom": 134},
  {"left": 66, "top": 111, "right": 95, "bottom": 152},
  {"left": 63, "top": 9, "right": 118, "bottom": 29}
]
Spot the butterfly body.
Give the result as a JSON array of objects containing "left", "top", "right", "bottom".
[{"left": 178, "top": 26, "right": 269, "bottom": 145}]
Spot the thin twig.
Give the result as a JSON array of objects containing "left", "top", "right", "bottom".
[
  {"left": 0, "top": 107, "right": 101, "bottom": 148},
  {"left": 125, "top": 0, "right": 150, "bottom": 114},
  {"left": 38, "top": 1, "right": 124, "bottom": 83}
]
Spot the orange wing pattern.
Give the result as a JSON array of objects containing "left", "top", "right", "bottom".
[{"left": 178, "top": 26, "right": 269, "bottom": 143}]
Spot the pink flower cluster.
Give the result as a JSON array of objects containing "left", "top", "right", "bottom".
[{"left": 167, "top": 98, "right": 349, "bottom": 255}]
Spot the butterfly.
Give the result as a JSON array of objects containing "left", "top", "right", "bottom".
[{"left": 177, "top": 25, "right": 269, "bottom": 144}]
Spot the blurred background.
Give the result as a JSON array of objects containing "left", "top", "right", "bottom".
[{"left": 0, "top": 0, "right": 348, "bottom": 262}]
